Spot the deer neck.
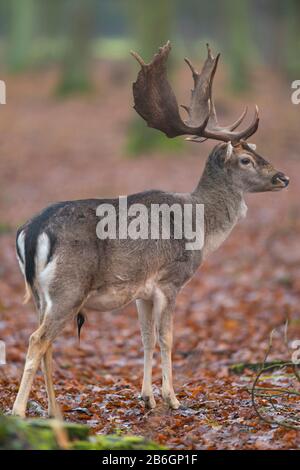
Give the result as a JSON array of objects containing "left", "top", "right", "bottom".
[{"left": 192, "top": 169, "right": 247, "bottom": 258}]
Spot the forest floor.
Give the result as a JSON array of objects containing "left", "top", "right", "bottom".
[{"left": 0, "top": 62, "right": 300, "bottom": 449}]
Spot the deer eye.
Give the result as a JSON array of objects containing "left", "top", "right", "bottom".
[{"left": 240, "top": 157, "right": 251, "bottom": 165}]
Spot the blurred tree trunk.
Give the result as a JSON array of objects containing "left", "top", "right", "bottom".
[
  {"left": 38, "top": 0, "right": 62, "bottom": 37},
  {"left": 283, "top": 0, "right": 300, "bottom": 79},
  {"left": 6, "top": 0, "right": 36, "bottom": 72},
  {"left": 132, "top": 0, "right": 173, "bottom": 61},
  {"left": 222, "top": 0, "right": 253, "bottom": 92},
  {"left": 126, "top": 0, "right": 183, "bottom": 156},
  {"left": 56, "top": 0, "right": 96, "bottom": 96}
]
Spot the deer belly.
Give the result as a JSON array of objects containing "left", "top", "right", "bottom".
[{"left": 85, "top": 287, "right": 136, "bottom": 311}]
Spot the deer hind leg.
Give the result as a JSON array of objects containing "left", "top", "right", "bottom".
[
  {"left": 12, "top": 317, "right": 53, "bottom": 418},
  {"left": 38, "top": 307, "right": 61, "bottom": 418},
  {"left": 154, "top": 291, "right": 180, "bottom": 410},
  {"left": 12, "top": 296, "right": 83, "bottom": 418},
  {"left": 136, "top": 299, "right": 156, "bottom": 409},
  {"left": 42, "top": 345, "right": 61, "bottom": 418}
]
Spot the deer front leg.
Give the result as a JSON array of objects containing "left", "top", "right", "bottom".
[
  {"left": 136, "top": 299, "right": 156, "bottom": 409},
  {"left": 155, "top": 294, "right": 180, "bottom": 410}
]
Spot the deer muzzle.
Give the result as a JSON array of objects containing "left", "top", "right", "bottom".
[{"left": 271, "top": 172, "right": 290, "bottom": 188}]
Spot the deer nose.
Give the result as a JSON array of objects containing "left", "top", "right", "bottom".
[{"left": 272, "top": 172, "right": 289, "bottom": 187}]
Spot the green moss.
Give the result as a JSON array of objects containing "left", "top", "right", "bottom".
[
  {"left": 0, "top": 414, "right": 164, "bottom": 450},
  {"left": 0, "top": 416, "right": 61, "bottom": 450},
  {"left": 28, "top": 419, "right": 90, "bottom": 441},
  {"left": 73, "top": 435, "right": 165, "bottom": 450}
]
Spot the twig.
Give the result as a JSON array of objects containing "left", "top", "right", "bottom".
[{"left": 250, "top": 325, "right": 300, "bottom": 431}]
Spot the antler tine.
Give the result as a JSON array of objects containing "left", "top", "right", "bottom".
[
  {"left": 182, "top": 45, "right": 219, "bottom": 129},
  {"left": 198, "top": 105, "right": 259, "bottom": 143},
  {"left": 185, "top": 44, "right": 249, "bottom": 135},
  {"left": 184, "top": 57, "right": 197, "bottom": 78},
  {"left": 206, "top": 43, "right": 213, "bottom": 60},
  {"left": 186, "top": 104, "right": 248, "bottom": 144},
  {"left": 232, "top": 105, "right": 259, "bottom": 142},
  {"left": 183, "top": 44, "right": 258, "bottom": 142},
  {"left": 185, "top": 42, "right": 214, "bottom": 79},
  {"left": 186, "top": 106, "right": 258, "bottom": 143},
  {"left": 226, "top": 107, "right": 248, "bottom": 131},
  {"left": 130, "top": 50, "right": 146, "bottom": 67}
]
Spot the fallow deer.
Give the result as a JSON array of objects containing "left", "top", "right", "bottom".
[{"left": 12, "top": 42, "right": 289, "bottom": 417}]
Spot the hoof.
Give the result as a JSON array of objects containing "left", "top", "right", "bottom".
[
  {"left": 47, "top": 410, "right": 60, "bottom": 419},
  {"left": 170, "top": 400, "right": 181, "bottom": 410},
  {"left": 11, "top": 408, "right": 26, "bottom": 418},
  {"left": 141, "top": 395, "right": 156, "bottom": 409},
  {"left": 163, "top": 395, "right": 181, "bottom": 410}
]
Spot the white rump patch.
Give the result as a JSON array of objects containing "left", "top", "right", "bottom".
[
  {"left": 16, "top": 230, "right": 25, "bottom": 276},
  {"left": 36, "top": 232, "right": 57, "bottom": 315},
  {"left": 36, "top": 232, "right": 51, "bottom": 274}
]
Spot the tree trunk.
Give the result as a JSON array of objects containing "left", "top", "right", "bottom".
[
  {"left": 6, "top": 0, "right": 36, "bottom": 72},
  {"left": 126, "top": 0, "right": 183, "bottom": 156},
  {"left": 56, "top": 0, "right": 95, "bottom": 96},
  {"left": 222, "top": 0, "right": 253, "bottom": 92}
]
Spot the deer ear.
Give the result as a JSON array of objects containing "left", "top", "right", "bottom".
[
  {"left": 225, "top": 142, "right": 233, "bottom": 161},
  {"left": 247, "top": 143, "right": 256, "bottom": 151}
]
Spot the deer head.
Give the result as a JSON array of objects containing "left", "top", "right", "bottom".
[
  {"left": 203, "top": 142, "right": 289, "bottom": 193},
  {"left": 131, "top": 41, "right": 289, "bottom": 193}
]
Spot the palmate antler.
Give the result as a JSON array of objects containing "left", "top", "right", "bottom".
[{"left": 131, "top": 41, "right": 259, "bottom": 144}]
